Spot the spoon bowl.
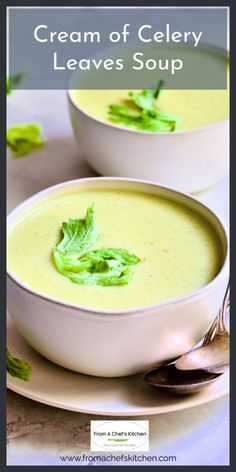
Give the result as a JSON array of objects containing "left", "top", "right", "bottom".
[
  {"left": 144, "top": 364, "right": 222, "bottom": 395},
  {"left": 175, "top": 332, "right": 229, "bottom": 373}
]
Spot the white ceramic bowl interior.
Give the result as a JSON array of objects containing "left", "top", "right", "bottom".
[{"left": 7, "top": 178, "right": 229, "bottom": 377}]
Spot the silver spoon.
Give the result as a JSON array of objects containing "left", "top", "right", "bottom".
[
  {"left": 144, "top": 364, "right": 222, "bottom": 395},
  {"left": 144, "top": 286, "right": 229, "bottom": 395},
  {"left": 175, "top": 285, "right": 230, "bottom": 374}
]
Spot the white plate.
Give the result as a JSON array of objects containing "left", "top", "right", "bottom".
[{"left": 7, "top": 315, "right": 229, "bottom": 417}]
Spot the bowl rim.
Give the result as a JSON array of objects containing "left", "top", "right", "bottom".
[
  {"left": 67, "top": 42, "right": 229, "bottom": 137},
  {"left": 7, "top": 176, "right": 229, "bottom": 316}
]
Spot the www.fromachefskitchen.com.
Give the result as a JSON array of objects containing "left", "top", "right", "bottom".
[{"left": 60, "top": 454, "right": 177, "bottom": 463}]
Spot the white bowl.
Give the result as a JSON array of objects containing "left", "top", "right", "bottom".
[
  {"left": 68, "top": 95, "right": 229, "bottom": 193},
  {"left": 7, "top": 178, "right": 229, "bottom": 377}
]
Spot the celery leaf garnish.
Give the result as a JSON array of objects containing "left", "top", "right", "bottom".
[
  {"left": 54, "top": 206, "right": 141, "bottom": 286},
  {"left": 108, "top": 80, "right": 182, "bottom": 132}
]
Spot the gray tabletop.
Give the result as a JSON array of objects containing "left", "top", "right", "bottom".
[{"left": 7, "top": 90, "right": 229, "bottom": 466}]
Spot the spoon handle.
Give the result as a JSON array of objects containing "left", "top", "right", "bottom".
[
  {"left": 218, "top": 283, "right": 230, "bottom": 334},
  {"left": 203, "top": 317, "right": 218, "bottom": 344},
  {"left": 202, "top": 283, "right": 230, "bottom": 345}
]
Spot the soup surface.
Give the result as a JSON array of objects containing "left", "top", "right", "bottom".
[
  {"left": 7, "top": 188, "right": 222, "bottom": 310},
  {"left": 71, "top": 88, "right": 229, "bottom": 131}
]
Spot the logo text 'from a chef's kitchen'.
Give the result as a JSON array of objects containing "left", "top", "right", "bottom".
[{"left": 90, "top": 421, "right": 149, "bottom": 452}]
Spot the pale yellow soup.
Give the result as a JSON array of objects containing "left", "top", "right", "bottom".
[
  {"left": 7, "top": 188, "right": 222, "bottom": 311},
  {"left": 71, "top": 88, "right": 229, "bottom": 131}
]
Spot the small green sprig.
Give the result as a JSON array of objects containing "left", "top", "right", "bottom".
[
  {"left": 6, "top": 72, "right": 24, "bottom": 95},
  {"left": 7, "top": 123, "right": 45, "bottom": 157},
  {"left": 108, "top": 80, "right": 182, "bottom": 132},
  {"left": 7, "top": 72, "right": 46, "bottom": 158},
  {"left": 6, "top": 348, "right": 31, "bottom": 381},
  {"left": 54, "top": 206, "right": 141, "bottom": 286}
]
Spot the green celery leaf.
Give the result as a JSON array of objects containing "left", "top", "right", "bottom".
[
  {"left": 54, "top": 249, "right": 95, "bottom": 274},
  {"left": 109, "top": 104, "right": 141, "bottom": 121},
  {"left": 153, "top": 110, "right": 182, "bottom": 130},
  {"left": 80, "top": 248, "right": 141, "bottom": 265},
  {"left": 54, "top": 248, "right": 140, "bottom": 286},
  {"left": 6, "top": 348, "right": 31, "bottom": 381},
  {"left": 54, "top": 208, "right": 141, "bottom": 286},
  {"left": 108, "top": 105, "right": 144, "bottom": 129},
  {"left": 109, "top": 107, "right": 174, "bottom": 132},
  {"left": 108, "top": 113, "right": 140, "bottom": 128},
  {"left": 6, "top": 72, "right": 24, "bottom": 95},
  {"left": 108, "top": 79, "right": 182, "bottom": 132},
  {"left": 129, "top": 80, "right": 164, "bottom": 112},
  {"left": 7, "top": 123, "right": 45, "bottom": 157},
  {"left": 140, "top": 119, "right": 173, "bottom": 132},
  {"left": 56, "top": 206, "right": 98, "bottom": 256},
  {"left": 129, "top": 90, "right": 156, "bottom": 111},
  {"left": 54, "top": 260, "right": 133, "bottom": 286}
]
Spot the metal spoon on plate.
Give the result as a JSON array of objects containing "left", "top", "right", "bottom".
[
  {"left": 144, "top": 285, "right": 229, "bottom": 395},
  {"left": 175, "top": 285, "right": 229, "bottom": 374}
]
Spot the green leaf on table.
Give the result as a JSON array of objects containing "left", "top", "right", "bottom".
[
  {"left": 7, "top": 123, "right": 45, "bottom": 157},
  {"left": 6, "top": 348, "right": 31, "bottom": 381},
  {"left": 54, "top": 207, "right": 141, "bottom": 286},
  {"left": 6, "top": 72, "right": 24, "bottom": 95}
]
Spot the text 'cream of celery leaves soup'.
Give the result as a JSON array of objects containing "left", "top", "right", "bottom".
[{"left": 7, "top": 188, "right": 222, "bottom": 311}]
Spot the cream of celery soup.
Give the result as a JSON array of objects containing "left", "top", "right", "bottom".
[
  {"left": 7, "top": 188, "right": 222, "bottom": 310},
  {"left": 71, "top": 88, "right": 229, "bottom": 132},
  {"left": 70, "top": 47, "right": 229, "bottom": 132}
]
